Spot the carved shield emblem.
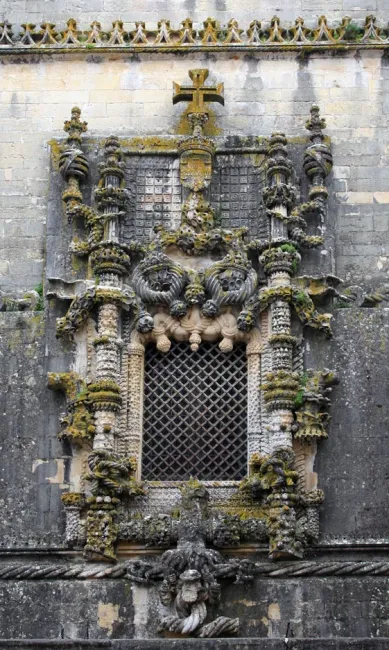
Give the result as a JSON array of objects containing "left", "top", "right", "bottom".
[{"left": 180, "top": 149, "right": 212, "bottom": 191}]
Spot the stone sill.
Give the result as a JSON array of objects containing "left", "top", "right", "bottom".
[{"left": 1, "top": 43, "right": 389, "bottom": 58}]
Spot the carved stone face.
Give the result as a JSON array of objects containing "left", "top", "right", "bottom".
[
  {"left": 219, "top": 268, "right": 247, "bottom": 292},
  {"left": 179, "top": 569, "right": 203, "bottom": 603},
  {"left": 180, "top": 150, "right": 212, "bottom": 191}
]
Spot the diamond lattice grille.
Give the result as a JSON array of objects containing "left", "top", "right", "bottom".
[{"left": 142, "top": 342, "right": 247, "bottom": 481}]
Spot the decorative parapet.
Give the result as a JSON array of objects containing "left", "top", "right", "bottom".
[{"left": 1, "top": 15, "right": 389, "bottom": 55}]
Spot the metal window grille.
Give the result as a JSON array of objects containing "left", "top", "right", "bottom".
[
  {"left": 210, "top": 156, "right": 268, "bottom": 238},
  {"left": 123, "top": 157, "right": 181, "bottom": 243},
  {"left": 142, "top": 342, "right": 247, "bottom": 481}
]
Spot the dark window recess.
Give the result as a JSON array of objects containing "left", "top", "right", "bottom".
[{"left": 142, "top": 342, "right": 247, "bottom": 481}]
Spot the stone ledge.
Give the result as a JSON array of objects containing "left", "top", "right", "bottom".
[{"left": 0, "top": 639, "right": 389, "bottom": 650}]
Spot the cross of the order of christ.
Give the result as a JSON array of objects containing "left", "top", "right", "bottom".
[{"left": 173, "top": 68, "right": 224, "bottom": 114}]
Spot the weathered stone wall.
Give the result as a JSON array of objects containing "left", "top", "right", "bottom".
[
  {"left": 1, "top": 0, "right": 389, "bottom": 26},
  {"left": 1, "top": 308, "right": 388, "bottom": 643},
  {"left": 1, "top": 49, "right": 389, "bottom": 289},
  {"left": 0, "top": 575, "right": 389, "bottom": 640},
  {"left": 1, "top": 308, "right": 388, "bottom": 548},
  {"left": 1, "top": 1, "right": 389, "bottom": 646}
]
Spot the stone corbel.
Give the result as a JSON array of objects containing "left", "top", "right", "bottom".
[{"left": 141, "top": 305, "right": 254, "bottom": 353}]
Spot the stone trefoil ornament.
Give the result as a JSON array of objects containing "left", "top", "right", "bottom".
[
  {"left": 48, "top": 68, "right": 338, "bottom": 638},
  {"left": 2, "top": 15, "right": 389, "bottom": 53}
]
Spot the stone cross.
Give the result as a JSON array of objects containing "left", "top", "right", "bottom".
[{"left": 173, "top": 68, "right": 224, "bottom": 114}]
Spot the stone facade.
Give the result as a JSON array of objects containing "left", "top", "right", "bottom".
[
  {"left": 2, "top": 46, "right": 389, "bottom": 290},
  {"left": 1, "top": 1, "right": 389, "bottom": 648}
]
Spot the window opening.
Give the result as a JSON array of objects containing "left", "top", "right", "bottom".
[{"left": 142, "top": 341, "right": 247, "bottom": 480}]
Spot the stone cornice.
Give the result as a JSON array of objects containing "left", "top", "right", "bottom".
[{"left": 1, "top": 15, "right": 389, "bottom": 56}]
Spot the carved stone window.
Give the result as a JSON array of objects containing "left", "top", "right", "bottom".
[
  {"left": 142, "top": 341, "right": 248, "bottom": 481},
  {"left": 48, "top": 79, "right": 336, "bottom": 601}
]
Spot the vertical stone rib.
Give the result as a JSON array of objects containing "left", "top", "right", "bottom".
[
  {"left": 127, "top": 341, "right": 145, "bottom": 479},
  {"left": 247, "top": 348, "right": 262, "bottom": 458}
]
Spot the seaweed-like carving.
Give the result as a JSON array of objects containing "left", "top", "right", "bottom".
[
  {"left": 202, "top": 249, "right": 258, "bottom": 317},
  {"left": 47, "top": 371, "right": 95, "bottom": 444},
  {"left": 133, "top": 251, "right": 188, "bottom": 309},
  {"left": 56, "top": 286, "right": 97, "bottom": 337},
  {"left": 238, "top": 285, "right": 333, "bottom": 337},
  {"left": 83, "top": 450, "right": 145, "bottom": 562},
  {"left": 294, "top": 369, "right": 339, "bottom": 439},
  {"left": 56, "top": 285, "right": 142, "bottom": 338},
  {"left": 241, "top": 449, "right": 302, "bottom": 558}
]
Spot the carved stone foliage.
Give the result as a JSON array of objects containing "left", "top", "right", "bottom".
[
  {"left": 48, "top": 67, "right": 338, "bottom": 638},
  {"left": 294, "top": 369, "right": 339, "bottom": 440},
  {"left": 47, "top": 372, "right": 95, "bottom": 444}
]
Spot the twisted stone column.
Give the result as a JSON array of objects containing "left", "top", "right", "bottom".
[{"left": 261, "top": 133, "right": 299, "bottom": 453}]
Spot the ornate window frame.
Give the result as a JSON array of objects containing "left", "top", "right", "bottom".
[
  {"left": 126, "top": 313, "right": 263, "bottom": 481},
  {"left": 46, "top": 68, "right": 339, "bottom": 639}
]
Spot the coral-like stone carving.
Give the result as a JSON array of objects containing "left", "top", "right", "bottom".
[
  {"left": 294, "top": 370, "right": 339, "bottom": 439},
  {"left": 83, "top": 451, "right": 144, "bottom": 561},
  {"left": 127, "top": 481, "right": 253, "bottom": 638},
  {"left": 48, "top": 69, "right": 339, "bottom": 636},
  {"left": 47, "top": 372, "right": 95, "bottom": 444}
]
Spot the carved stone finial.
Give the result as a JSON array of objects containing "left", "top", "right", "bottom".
[
  {"left": 306, "top": 104, "right": 326, "bottom": 142},
  {"left": 304, "top": 104, "right": 333, "bottom": 198},
  {"left": 85, "top": 21, "right": 102, "bottom": 44},
  {"left": 0, "top": 20, "right": 14, "bottom": 45},
  {"left": 39, "top": 22, "right": 58, "bottom": 45},
  {"left": 178, "top": 18, "right": 196, "bottom": 44},
  {"left": 63, "top": 106, "right": 88, "bottom": 146},
  {"left": 60, "top": 106, "right": 89, "bottom": 207},
  {"left": 20, "top": 23, "right": 37, "bottom": 46},
  {"left": 60, "top": 18, "right": 80, "bottom": 45},
  {"left": 263, "top": 132, "right": 296, "bottom": 215}
]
